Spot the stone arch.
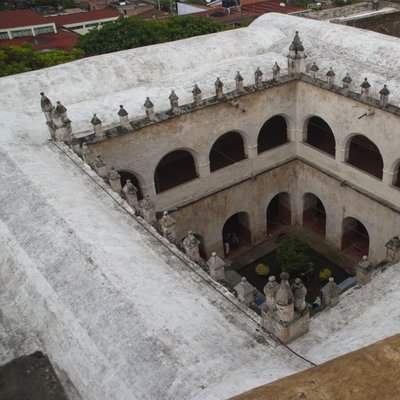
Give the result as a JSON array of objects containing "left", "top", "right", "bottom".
[
  {"left": 257, "top": 115, "right": 288, "bottom": 154},
  {"left": 345, "top": 134, "right": 383, "bottom": 179},
  {"left": 266, "top": 192, "right": 291, "bottom": 235},
  {"left": 154, "top": 149, "right": 198, "bottom": 193},
  {"left": 222, "top": 212, "right": 251, "bottom": 256},
  {"left": 118, "top": 169, "right": 144, "bottom": 200},
  {"left": 302, "top": 193, "right": 326, "bottom": 238},
  {"left": 209, "top": 131, "right": 246, "bottom": 172},
  {"left": 341, "top": 216, "right": 369, "bottom": 260},
  {"left": 303, "top": 116, "right": 336, "bottom": 156}
]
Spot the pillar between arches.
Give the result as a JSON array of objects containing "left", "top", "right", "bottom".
[
  {"left": 382, "top": 169, "right": 395, "bottom": 186},
  {"left": 198, "top": 161, "right": 211, "bottom": 177},
  {"left": 244, "top": 144, "right": 258, "bottom": 159}
]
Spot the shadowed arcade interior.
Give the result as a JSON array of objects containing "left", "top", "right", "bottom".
[
  {"left": 210, "top": 131, "right": 246, "bottom": 172},
  {"left": 118, "top": 170, "right": 144, "bottom": 200},
  {"left": 341, "top": 216, "right": 370, "bottom": 260},
  {"left": 302, "top": 193, "right": 326, "bottom": 238},
  {"left": 257, "top": 116, "right": 288, "bottom": 154},
  {"left": 222, "top": 212, "right": 251, "bottom": 256},
  {"left": 154, "top": 150, "right": 198, "bottom": 193},
  {"left": 266, "top": 192, "right": 292, "bottom": 235},
  {"left": 305, "top": 116, "right": 336, "bottom": 156}
]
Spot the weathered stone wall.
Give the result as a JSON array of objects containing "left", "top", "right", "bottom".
[
  {"left": 87, "top": 79, "right": 400, "bottom": 264},
  {"left": 342, "top": 11, "right": 400, "bottom": 38}
]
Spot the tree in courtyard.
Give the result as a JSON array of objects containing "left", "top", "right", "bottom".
[
  {"left": 276, "top": 235, "right": 309, "bottom": 276},
  {"left": 76, "top": 15, "right": 224, "bottom": 56}
]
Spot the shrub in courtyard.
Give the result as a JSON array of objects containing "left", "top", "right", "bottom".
[{"left": 276, "top": 235, "right": 309, "bottom": 276}]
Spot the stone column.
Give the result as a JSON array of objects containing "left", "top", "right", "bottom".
[
  {"left": 183, "top": 231, "right": 201, "bottom": 261},
  {"left": 107, "top": 167, "right": 122, "bottom": 194},
  {"left": 244, "top": 144, "right": 258, "bottom": 159},
  {"left": 207, "top": 252, "right": 226, "bottom": 281},
  {"left": 356, "top": 255, "right": 373, "bottom": 285},
  {"left": 159, "top": 211, "right": 177, "bottom": 243},
  {"left": 234, "top": 277, "right": 256, "bottom": 306},
  {"left": 139, "top": 194, "right": 156, "bottom": 225},
  {"left": 122, "top": 179, "right": 139, "bottom": 210},
  {"left": 322, "top": 277, "right": 341, "bottom": 306},
  {"left": 197, "top": 157, "right": 210, "bottom": 177},
  {"left": 263, "top": 276, "right": 279, "bottom": 310},
  {"left": 382, "top": 169, "right": 395, "bottom": 186}
]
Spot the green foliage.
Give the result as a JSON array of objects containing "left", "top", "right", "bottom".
[
  {"left": 333, "top": 0, "right": 355, "bottom": 6},
  {"left": 276, "top": 235, "right": 309, "bottom": 276},
  {"left": 76, "top": 15, "right": 225, "bottom": 56},
  {"left": 0, "top": 43, "right": 83, "bottom": 77}
]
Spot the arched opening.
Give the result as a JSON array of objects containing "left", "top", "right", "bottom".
[
  {"left": 118, "top": 170, "right": 143, "bottom": 200},
  {"left": 257, "top": 116, "right": 288, "bottom": 154},
  {"left": 222, "top": 212, "right": 251, "bottom": 256},
  {"left": 266, "top": 192, "right": 291, "bottom": 235},
  {"left": 210, "top": 131, "right": 246, "bottom": 172},
  {"left": 305, "top": 116, "right": 336, "bottom": 156},
  {"left": 346, "top": 135, "right": 383, "bottom": 179},
  {"left": 154, "top": 150, "right": 197, "bottom": 193},
  {"left": 302, "top": 193, "right": 326, "bottom": 238},
  {"left": 341, "top": 217, "right": 369, "bottom": 260}
]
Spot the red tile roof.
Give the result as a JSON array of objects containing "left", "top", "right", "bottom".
[
  {"left": 0, "top": 29, "right": 79, "bottom": 51},
  {"left": 50, "top": 9, "right": 120, "bottom": 28},
  {"left": 0, "top": 10, "right": 51, "bottom": 30}
]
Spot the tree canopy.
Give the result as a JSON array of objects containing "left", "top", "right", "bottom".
[
  {"left": 276, "top": 235, "right": 309, "bottom": 276},
  {"left": 0, "top": 44, "right": 83, "bottom": 77},
  {"left": 76, "top": 15, "right": 225, "bottom": 56}
]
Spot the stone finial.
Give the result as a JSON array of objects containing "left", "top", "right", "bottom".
[
  {"left": 144, "top": 97, "right": 156, "bottom": 121},
  {"left": 322, "top": 277, "right": 341, "bottom": 307},
  {"left": 50, "top": 100, "right": 72, "bottom": 142},
  {"left": 379, "top": 84, "right": 390, "bottom": 106},
  {"left": 139, "top": 194, "right": 156, "bottom": 224},
  {"left": 107, "top": 167, "right": 122, "bottom": 194},
  {"left": 234, "top": 277, "right": 256, "bottom": 306},
  {"left": 91, "top": 113, "right": 103, "bottom": 137},
  {"left": 385, "top": 235, "right": 400, "bottom": 263},
  {"left": 122, "top": 179, "right": 139, "bottom": 210},
  {"left": 118, "top": 105, "right": 130, "bottom": 129},
  {"left": 291, "top": 278, "right": 307, "bottom": 312},
  {"left": 287, "top": 31, "right": 307, "bottom": 74},
  {"left": 192, "top": 84, "right": 202, "bottom": 105},
  {"left": 207, "top": 251, "right": 226, "bottom": 281},
  {"left": 215, "top": 77, "right": 224, "bottom": 99},
  {"left": 356, "top": 255, "right": 373, "bottom": 285},
  {"left": 81, "top": 143, "right": 96, "bottom": 167},
  {"left": 40, "top": 92, "right": 53, "bottom": 123},
  {"left": 183, "top": 231, "right": 201, "bottom": 261},
  {"left": 309, "top": 62, "right": 319, "bottom": 79},
  {"left": 275, "top": 272, "right": 294, "bottom": 322},
  {"left": 342, "top": 73, "right": 353, "bottom": 90},
  {"left": 326, "top": 67, "right": 335, "bottom": 85},
  {"left": 254, "top": 67, "right": 263, "bottom": 87},
  {"left": 159, "top": 211, "right": 177, "bottom": 242},
  {"left": 94, "top": 154, "right": 107, "bottom": 178},
  {"left": 169, "top": 90, "right": 180, "bottom": 114},
  {"left": 263, "top": 275, "right": 279, "bottom": 310},
  {"left": 272, "top": 62, "right": 281, "bottom": 81},
  {"left": 235, "top": 71, "right": 244, "bottom": 93},
  {"left": 360, "top": 78, "right": 371, "bottom": 97}
]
